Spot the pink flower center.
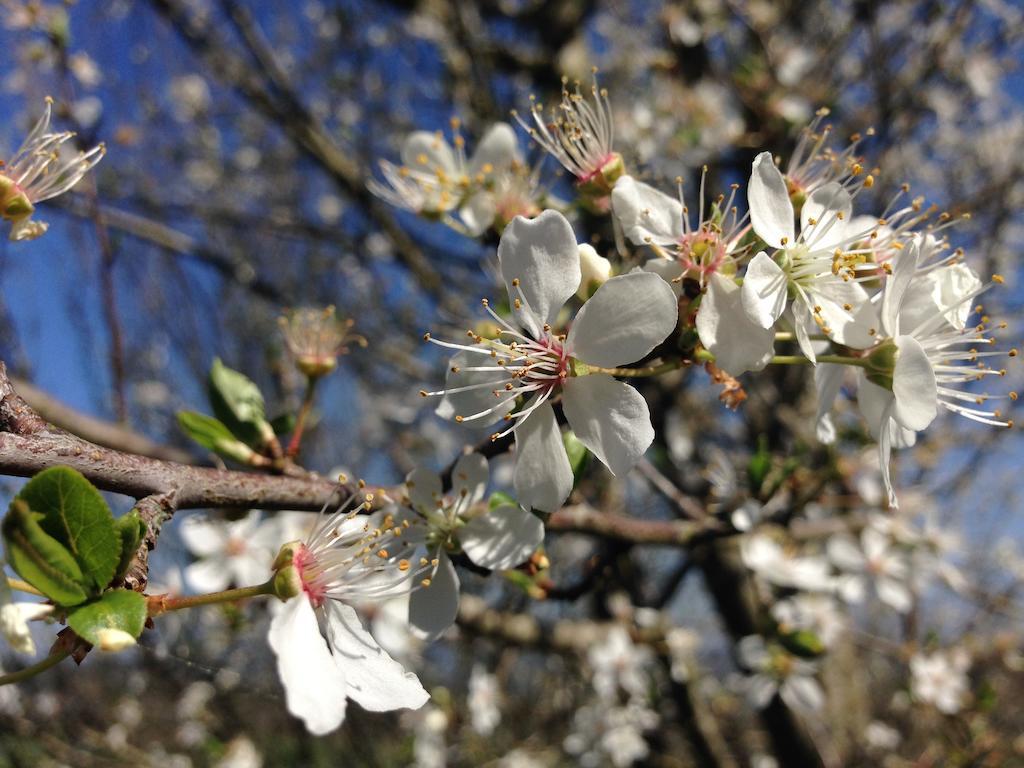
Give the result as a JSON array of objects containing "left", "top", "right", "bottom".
[
  {"left": 677, "top": 229, "right": 727, "bottom": 278},
  {"left": 293, "top": 544, "right": 327, "bottom": 608}
]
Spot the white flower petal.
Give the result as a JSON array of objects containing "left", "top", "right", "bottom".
[
  {"left": 513, "top": 401, "right": 573, "bottom": 513},
  {"left": 881, "top": 238, "right": 922, "bottom": 336},
  {"left": 179, "top": 516, "right": 230, "bottom": 557},
  {"left": 401, "top": 131, "right": 457, "bottom": 176},
  {"left": 814, "top": 363, "right": 844, "bottom": 444},
  {"left": 876, "top": 577, "right": 913, "bottom": 613},
  {"left": 741, "top": 251, "right": 789, "bottom": 329},
  {"left": 568, "top": 271, "right": 678, "bottom": 367},
  {"left": 812, "top": 281, "right": 878, "bottom": 349},
  {"left": 800, "top": 182, "right": 851, "bottom": 250},
  {"left": 326, "top": 603, "right": 429, "bottom": 712},
  {"left": 642, "top": 258, "right": 685, "bottom": 297},
  {"left": 892, "top": 335, "right": 937, "bottom": 431},
  {"left": 828, "top": 535, "right": 867, "bottom": 572},
  {"left": 451, "top": 453, "right": 489, "bottom": 506},
  {"left": 562, "top": 373, "right": 653, "bottom": 477},
  {"left": 748, "top": 152, "right": 794, "bottom": 248},
  {"left": 697, "top": 273, "right": 774, "bottom": 375},
  {"left": 461, "top": 505, "right": 544, "bottom": 571},
  {"left": 782, "top": 675, "right": 825, "bottom": 712},
  {"left": 435, "top": 350, "right": 505, "bottom": 423},
  {"left": 468, "top": 122, "right": 520, "bottom": 178},
  {"left": 406, "top": 467, "right": 443, "bottom": 513},
  {"left": 184, "top": 559, "right": 232, "bottom": 593},
  {"left": 268, "top": 597, "right": 349, "bottom": 735},
  {"left": 610, "top": 175, "right": 683, "bottom": 247},
  {"left": 459, "top": 192, "right": 496, "bottom": 237},
  {"left": 498, "top": 210, "right": 580, "bottom": 336},
  {"left": 408, "top": 549, "right": 460, "bottom": 641}
]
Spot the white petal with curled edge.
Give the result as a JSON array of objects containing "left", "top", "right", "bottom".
[
  {"left": 435, "top": 350, "right": 508, "bottom": 424},
  {"left": 513, "top": 400, "right": 573, "bottom": 513},
  {"left": 741, "top": 251, "right": 789, "bottom": 329},
  {"left": 643, "top": 258, "right": 685, "bottom": 297},
  {"left": 468, "top": 122, "right": 520, "bottom": 178},
  {"left": 892, "top": 335, "right": 937, "bottom": 431},
  {"left": 179, "top": 516, "right": 230, "bottom": 557},
  {"left": 610, "top": 175, "right": 683, "bottom": 247},
  {"left": 409, "top": 549, "right": 460, "bottom": 641},
  {"left": 791, "top": 299, "right": 817, "bottom": 364},
  {"left": 406, "top": 467, "right": 443, "bottom": 513},
  {"left": 900, "top": 262, "right": 983, "bottom": 333},
  {"left": 401, "top": 131, "right": 457, "bottom": 176},
  {"left": 498, "top": 210, "right": 581, "bottom": 336},
  {"left": 268, "top": 597, "right": 349, "bottom": 735},
  {"left": 451, "top": 452, "right": 489, "bottom": 506},
  {"left": 184, "top": 559, "right": 232, "bottom": 593},
  {"left": 800, "top": 182, "right": 851, "bottom": 250},
  {"left": 562, "top": 373, "right": 653, "bottom": 477},
  {"left": 326, "top": 602, "right": 429, "bottom": 712},
  {"left": 461, "top": 505, "right": 544, "bottom": 571},
  {"left": 567, "top": 271, "right": 678, "bottom": 368},
  {"left": 881, "top": 238, "right": 922, "bottom": 336},
  {"left": 697, "top": 273, "right": 774, "bottom": 375},
  {"left": 814, "top": 363, "right": 844, "bottom": 444},
  {"left": 748, "top": 152, "right": 794, "bottom": 248}
]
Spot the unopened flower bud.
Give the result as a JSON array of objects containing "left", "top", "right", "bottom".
[
  {"left": 96, "top": 628, "right": 136, "bottom": 652},
  {"left": 576, "top": 244, "right": 611, "bottom": 299},
  {"left": 272, "top": 540, "right": 303, "bottom": 573},
  {"left": 272, "top": 564, "right": 303, "bottom": 602}
]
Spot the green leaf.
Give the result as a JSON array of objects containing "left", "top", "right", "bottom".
[
  {"left": 14, "top": 466, "right": 119, "bottom": 593},
  {"left": 488, "top": 491, "right": 517, "bottom": 510},
  {"left": 112, "top": 510, "right": 147, "bottom": 581},
  {"left": 207, "top": 358, "right": 271, "bottom": 446},
  {"left": 747, "top": 435, "right": 771, "bottom": 493},
  {"left": 779, "top": 629, "right": 826, "bottom": 658},
  {"left": 563, "top": 430, "right": 590, "bottom": 485},
  {"left": 177, "top": 411, "right": 256, "bottom": 464},
  {"left": 67, "top": 589, "right": 147, "bottom": 649},
  {"left": 3, "top": 499, "right": 90, "bottom": 606},
  {"left": 270, "top": 412, "right": 297, "bottom": 437}
]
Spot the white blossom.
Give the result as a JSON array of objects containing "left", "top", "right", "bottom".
[
  {"left": 179, "top": 510, "right": 283, "bottom": 593},
  {"left": 426, "top": 210, "right": 677, "bottom": 512},
  {"left": 738, "top": 635, "right": 825, "bottom": 712},
  {"left": 400, "top": 453, "right": 543, "bottom": 640},
  {"left": 1, "top": 97, "right": 105, "bottom": 241},
  {"left": 911, "top": 648, "right": 970, "bottom": 714},
  {"left": 269, "top": 494, "right": 429, "bottom": 734}
]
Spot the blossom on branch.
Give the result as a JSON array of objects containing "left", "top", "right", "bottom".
[
  {"left": 0, "top": 97, "right": 105, "bottom": 241},
  {"left": 424, "top": 210, "right": 678, "bottom": 512}
]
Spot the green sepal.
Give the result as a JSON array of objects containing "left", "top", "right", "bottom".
[
  {"left": 563, "top": 430, "right": 590, "bottom": 485},
  {"left": 112, "top": 510, "right": 147, "bottom": 581},
  {"left": 2, "top": 499, "right": 90, "bottom": 606},
  {"left": 13, "top": 466, "right": 119, "bottom": 593},
  {"left": 488, "top": 491, "right": 517, "bottom": 510},
  {"left": 177, "top": 411, "right": 257, "bottom": 464},
  {"left": 779, "top": 628, "right": 826, "bottom": 658},
  {"left": 207, "top": 358, "right": 273, "bottom": 447},
  {"left": 67, "top": 589, "right": 147, "bottom": 648}
]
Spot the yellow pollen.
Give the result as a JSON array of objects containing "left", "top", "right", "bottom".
[
  {"left": 992, "top": 274, "right": 1005, "bottom": 284},
  {"left": 377, "top": 549, "right": 389, "bottom": 559},
  {"left": 421, "top": 578, "right": 432, "bottom": 587},
  {"left": 399, "top": 559, "right": 410, "bottom": 571}
]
